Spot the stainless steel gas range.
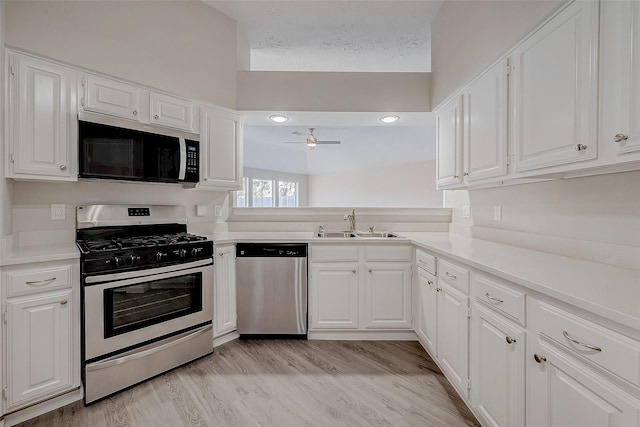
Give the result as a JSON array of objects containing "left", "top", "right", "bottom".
[{"left": 76, "top": 205, "right": 213, "bottom": 404}]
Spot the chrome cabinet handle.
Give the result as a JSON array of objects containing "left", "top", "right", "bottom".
[
  {"left": 219, "top": 252, "right": 224, "bottom": 256},
  {"left": 575, "top": 144, "right": 588, "bottom": 151},
  {"left": 614, "top": 133, "right": 629, "bottom": 143},
  {"left": 436, "top": 287, "right": 442, "bottom": 292},
  {"left": 427, "top": 280, "right": 434, "bottom": 286},
  {"left": 562, "top": 330, "right": 602, "bottom": 352},
  {"left": 463, "top": 172, "right": 469, "bottom": 176},
  {"left": 60, "top": 299, "right": 68, "bottom": 305},
  {"left": 485, "top": 292, "right": 504, "bottom": 304},
  {"left": 368, "top": 269, "right": 372, "bottom": 273},
  {"left": 132, "top": 110, "right": 138, "bottom": 116},
  {"left": 534, "top": 354, "right": 547, "bottom": 364},
  {"left": 506, "top": 336, "right": 516, "bottom": 344},
  {"left": 445, "top": 272, "right": 457, "bottom": 280},
  {"left": 154, "top": 114, "right": 159, "bottom": 119},
  {"left": 25, "top": 277, "right": 56, "bottom": 286},
  {"left": 59, "top": 165, "right": 67, "bottom": 171},
  {"left": 453, "top": 175, "right": 459, "bottom": 179},
  {"left": 352, "top": 269, "right": 356, "bottom": 274}
]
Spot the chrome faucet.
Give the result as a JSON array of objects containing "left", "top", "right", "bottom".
[{"left": 343, "top": 209, "right": 356, "bottom": 232}]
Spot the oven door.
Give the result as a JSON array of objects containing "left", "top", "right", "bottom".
[{"left": 84, "top": 259, "right": 212, "bottom": 360}]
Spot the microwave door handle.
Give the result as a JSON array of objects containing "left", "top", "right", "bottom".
[{"left": 178, "top": 137, "right": 187, "bottom": 180}]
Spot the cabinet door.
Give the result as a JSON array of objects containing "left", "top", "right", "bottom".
[
  {"left": 436, "top": 95, "right": 463, "bottom": 188},
  {"left": 214, "top": 245, "right": 237, "bottom": 337},
  {"left": 464, "top": 59, "right": 508, "bottom": 182},
  {"left": 417, "top": 268, "right": 437, "bottom": 356},
  {"left": 436, "top": 282, "right": 470, "bottom": 398},
  {"left": 363, "top": 262, "right": 412, "bottom": 329},
  {"left": 309, "top": 263, "right": 359, "bottom": 329},
  {"left": 83, "top": 74, "right": 141, "bottom": 121},
  {"left": 200, "top": 106, "right": 242, "bottom": 189},
  {"left": 6, "top": 290, "right": 74, "bottom": 411},
  {"left": 7, "top": 53, "right": 76, "bottom": 180},
  {"left": 511, "top": 1, "right": 599, "bottom": 173},
  {"left": 150, "top": 92, "right": 195, "bottom": 132},
  {"left": 600, "top": 1, "right": 640, "bottom": 156},
  {"left": 528, "top": 338, "right": 640, "bottom": 427},
  {"left": 471, "top": 304, "right": 525, "bottom": 427}
]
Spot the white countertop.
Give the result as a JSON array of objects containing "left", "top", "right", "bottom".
[
  {"left": 399, "top": 232, "right": 640, "bottom": 331},
  {"left": 0, "top": 243, "right": 80, "bottom": 266}
]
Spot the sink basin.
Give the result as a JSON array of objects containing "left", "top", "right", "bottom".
[
  {"left": 316, "top": 231, "right": 357, "bottom": 238},
  {"left": 355, "top": 231, "right": 399, "bottom": 238}
]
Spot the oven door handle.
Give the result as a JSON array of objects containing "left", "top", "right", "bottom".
[
  {"left": 85, "top": 258, "right": 212, "bottom": 284},
  {"left": 86, "top": 326, "right": 211, "bottom": 372}
]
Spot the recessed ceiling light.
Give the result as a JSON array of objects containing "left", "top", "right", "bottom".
[
  {"left": 270, "top": 114, "right": 289, "bottom": 123},
  {"left": 380, "top": 115, "right": 400, "bottom": 123}
]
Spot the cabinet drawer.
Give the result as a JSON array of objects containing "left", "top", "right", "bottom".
[
  {"left": 415, "top": 249, "right": 436, "bottom": 275},
  {"left": 535, "top": 300, "right": 640, "bottom": 387},
  {"left": 437, "top": 258, "right": 469, "bottom": 293},
  {"left": 364, "top": 245, "right": 412, "bottom": 262},
  {"left": 472, "top": 273, "right": 526, "bottom": 325},
  {"left": 311, "top": 245, "right": 358, "bottom": 262},
  {"left": 5, "top": 265, "right": 72, "bottom": 297}
]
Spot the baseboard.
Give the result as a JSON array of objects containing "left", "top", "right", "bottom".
[
  {"left": 4, "top": 387, "right": 83, "bottom": 427},
  {"left": 213, "top": 331, "right": 239, "bottom": 347},
  {"left": 308, "top": 330, "right": 417, "bottom": 341}
]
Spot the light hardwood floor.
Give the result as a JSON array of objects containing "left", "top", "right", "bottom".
[{"left": 16, "top": 340, "right": 479, "bottom": 427}]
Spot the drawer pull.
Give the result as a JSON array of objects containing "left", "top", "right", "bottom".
[
  {"left": 445, "top": 272, "right": 457, "bottom": 280},
  {"left": 60, "top": 299, "right": 68, "bottom": 305},
  {"left": 562, "top": 330, "right": 602, "bottom": 352},
  {"left": 534, "top": 354, "right": 547, "bottom": 364},
  {"left": 485, "top": 292, "right": 504, "bottom": 304},
  {"left": 505, "top": 336, "right": 516, "bottom": 345},
  {"left": 25, "top": 277, "right": 56, "bottom": 286}
]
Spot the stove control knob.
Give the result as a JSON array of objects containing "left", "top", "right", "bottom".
[
  {"left": 114, "top": 256, "right": 124, "bottom": 267},
  {"left": 129, "top": 255, "right": 139, "bottom": 265},
  {"left": 179, "top": 248, "right": 187, "bottom": 258},
  {"left": 156, "top": 252, "right": 167, "bottom": 262},
  {"left": 191, "top": 247, "right": 203, "bottom": 257}
]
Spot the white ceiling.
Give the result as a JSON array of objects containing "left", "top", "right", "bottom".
[
  {"left": 205, "top": 0, "right": 443, "bottom": 72},
  {"left": 204, "top": 1, "right": 441, "bottom": 176}
]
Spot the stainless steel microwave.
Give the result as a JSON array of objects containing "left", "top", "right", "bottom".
[{"left": 78, "top": 113, "right": 200, "bottom": 185}]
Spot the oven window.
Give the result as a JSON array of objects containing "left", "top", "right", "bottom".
[{"left": 104, "top": 272, "right": 203, "bottom": 338}]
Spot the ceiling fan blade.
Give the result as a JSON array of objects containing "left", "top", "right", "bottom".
[
  {"left": 291, "top": 131, "right": 307, "bottom": 136},
  {"left": 282, "top": 141, "right": 305, "bottom": 143},
  {"left": 317, "top": 140, "right": 341, "bottom": 144}
]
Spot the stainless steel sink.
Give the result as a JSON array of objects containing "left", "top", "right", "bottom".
[
  {"left": 355, "top": 231, "right": 399, "bottom": 238},
  {"left": 316, "top": 231, "right": 357, "bottom": 238}
]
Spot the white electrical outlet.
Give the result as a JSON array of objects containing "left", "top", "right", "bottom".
[
  {"left": 196, "top": 204, "right": 207, "bottom": 217},
  {"left": 494, "top": 205, "right": 502, "bottom": 221},
  {"left": 51, "top": 204, "right": 66, "bottom": 220},
  {"left": 462, "top": 205, "right": 471, "bottom": 219},
  {"left": 214, "top": 205, "right": 222, "bottom": 217}
]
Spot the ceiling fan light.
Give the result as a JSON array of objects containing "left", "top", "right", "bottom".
[
  {"left": 306, "top": 134, "right": 318, "bottom": 147},
  {"left": 270, "top": 114, "right": 289, "bottom": 123},
  {"left": 380, "top": 115, "right": 400, "bottom": 123}
]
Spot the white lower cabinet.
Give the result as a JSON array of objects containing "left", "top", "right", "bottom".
[
  {"left": 436, "top": 281, "right": 470, "bottom": 398},
  {"left": 310, "top": 262, "right": 359, "bottom": 329},
  {"left": 363, "top": 262, "right": 411, "bottom": 329},
  {"left": 416, "top": 267, "right": 437, "bottom": 355},
  {"left": 213, "top": 244, "right": 237, "bottom": 338},
  {"left": 309, "top": 244, "right": 412, "bottom": 331},
  {"left": 2, "top": 260, "right": 80, "bottom": 413},
  {"left": 471, "top": 303, "right": 525, "bottom": 427}
]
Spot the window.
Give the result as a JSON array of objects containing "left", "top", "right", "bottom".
[
  {"left": 234, "top": 176, "right": 301, "bottom": 207},
  {"left": 252, "top": 179, "right": 274, "bottom": 207},
  {"left": 278, "top": 181, "right": 298, "bottom": 207}
]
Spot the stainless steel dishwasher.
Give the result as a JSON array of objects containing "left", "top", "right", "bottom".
[{"left": 236, "top": 243, "right": 307, "bottom": 338}]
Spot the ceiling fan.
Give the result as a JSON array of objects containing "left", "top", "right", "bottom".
[{"left": 284, "top": 128, "right": 341, "bottom": 150}]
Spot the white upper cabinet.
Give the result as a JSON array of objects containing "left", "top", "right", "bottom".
[
  {"left": 199, "top": 105, "right": 243, "bottom": 190},
  {"left": 150, "top": 92, "right": 195, "bottom": 132},
  {"left": 599, "top": 0, "right": 640, "bottom": 158},
  {"left": 436, "top": 94, "right": 463, "bottom": 188},
  {"left": 6, "top": 53, "right": 77, "bottom": 181},
  {"left": 83, "top": 74, "right": 141, "bottom": 121},
  {"left": 510, "top": 0, "right": 599, "bottom": 173},
  {"left": 464, "top": 59, "right": 509, "bottom": 182}
]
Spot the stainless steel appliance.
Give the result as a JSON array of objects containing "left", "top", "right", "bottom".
[
  {"left": 76, "top": 205, "right": 213, "bottom": 404},
  {"left": 78, "top": 112, "right": 199, "bottom": 185},
  {"left": 236, "top": 243, "right": 307, "bottom": 337}
]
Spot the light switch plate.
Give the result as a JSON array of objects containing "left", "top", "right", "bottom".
[
  {"left": 214, "top": 205, "right": 222, "bottom": 217},
  {"left": 51, "top": 204, "right": 66, "bottom": 220},
  {"left": 494, "top": 205, "right": 502, "bottom": 221},
  {"left": 462, "top": 205, "right": 471, "bottom": 219}
]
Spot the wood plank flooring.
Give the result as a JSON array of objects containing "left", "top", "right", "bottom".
[{"left": 16, "top": 340, "right": 479, "bottom": 427}]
